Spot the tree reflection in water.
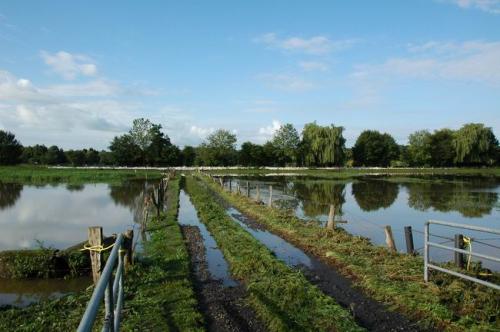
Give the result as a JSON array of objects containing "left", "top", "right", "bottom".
[
  {"left": 352, "top": 179, "right": 399, "bottom": 211},
  {"left": 402, "top": 176, "right": 500, "bottom": 218},
  {"left": 0, "top": 182, "right": 23, "bottom": 210},
  {"left": 291, "top": 180, "right": 346, "bottom": 219}
]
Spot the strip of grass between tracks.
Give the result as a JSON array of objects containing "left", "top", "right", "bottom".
[
  {"left": 198, "top": 174, "right": 500, "bottom": 332},
  {"left": 185, "top": 175, "right": 363, "bottom": 332}
]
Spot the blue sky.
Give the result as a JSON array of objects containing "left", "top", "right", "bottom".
[{"left": 0, "top": 0, "right": 499, "bottom": 149}]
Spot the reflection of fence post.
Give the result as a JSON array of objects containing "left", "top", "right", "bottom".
[
  {"left": 268, "top": 185, "right": 273, "bottom": 207},
  {"left": 454, "top": 234, "right": 465, "bottom": 268},
  {"left": 256, "top": 185, "right": 260, "bottom": 202},
  {"left": 236, "top": 182, "right": 240, "bottom": 195},
  {"left": 88, "top": 226, "right": 103, "bottom": 284},
  {"left": 246, "top": 181, "right": 250, "bottom": 197},
  {"left": 229, "top": 179, "right": 232, "bottom": 192},
  {"left": 404, "top": 226, "right": 415, "bottom": 254},
  {"left": 327, "top": 204, "right": 335, "bottom": 230},
  {"left": 384, "top": 225, "right": 397, "bottom": 252}
]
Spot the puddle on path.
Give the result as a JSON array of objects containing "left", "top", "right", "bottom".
[{"left": 178, "top": 190, "right": 237, "bottom": 287}]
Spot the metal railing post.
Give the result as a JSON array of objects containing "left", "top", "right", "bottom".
[
  {"left": 103, "top": 276, "right": 115, "bottom": 332},
  {"left": 424, "top": 222, "right": 429, "bottom": 282}
]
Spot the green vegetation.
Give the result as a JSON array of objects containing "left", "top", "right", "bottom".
[
  {"left": 198, "top": 174, "right": 500, "bottom": 331},
  {"left": 0, "top": 247, "right": 89, "bottom": 279},
  {"left": 2, "top": 120, "right": 498, "bottom": 168},
  {"left": 185, "top": 176, "right": 363, "bottom": 332},
  {"left": 120, "top": 175, "right": 204, "bottom": 331},
  {"left": 0, "top": 175, "right": 203, "bottom": 331},
  {"left": 0, "top": 165, "right": 163, "bottom": 184},
  {"left": 353, "top": 130, "right": 399, "bottom": 167}
]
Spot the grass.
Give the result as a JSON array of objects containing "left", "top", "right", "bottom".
[
  {"left": 0, "top": 165, "right": 164, "bottom": 184},
  {"left": 185, "top": 175, "right": 363, "bottom": 332},
  {"left": 204, "top": 167, "right": 500, "bottom": 179},
  {"left": 120, "top": 175, "right": 204, "bottom": 331},
  {"left": 0, "top": 175, "right": 204, "bottom": 331},
  {"left": 198, "top": 173, "right": 500, "bottom": 332}
]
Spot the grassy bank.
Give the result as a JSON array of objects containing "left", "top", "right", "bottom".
[
  {"left": 0, "top": 165, "right": 163, "bottom": 184},
  {"left": 185, "top": 176, "right": 363, "bottom": 332},
  {"left": 0, "top": 247, "right": 89, "bottom": 279},
  {"left": 120, "top": 175, "right": 204, "bottom": 331},
  {"left": 204, "top": 167, "right": 500, "bottom": 179},
  {"left": 0, "top": 175, "right": 203, "bottom": 331},
  {"left": 198, "top": 174, "right": 500, "bottom": 331}
]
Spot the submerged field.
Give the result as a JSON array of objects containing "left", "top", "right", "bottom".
[{"left": 0, "top": 168, "right": 499, "bottom": 331}]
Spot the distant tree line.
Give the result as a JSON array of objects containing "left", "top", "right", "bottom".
[{"left": 0, "top": 119, "right": 498, "bottom": 167}]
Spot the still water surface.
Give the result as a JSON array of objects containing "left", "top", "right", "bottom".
[
  {"left": 222, "top": 175, "right": 500, "bottom": 270},
  {"left": 0, "top": 179, "right": 154, "bottom": 307}
]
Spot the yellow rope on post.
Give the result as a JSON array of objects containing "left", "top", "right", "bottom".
[
  {"left": 80, "top": 242, "right": 115, "bottom": 253},
  {"left": 463, "top": 236, "right": 472, "bottom": 271}
]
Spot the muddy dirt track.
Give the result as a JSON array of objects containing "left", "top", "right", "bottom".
[{"left": 182, "top": 225, "right": 267, "bottom": 332}]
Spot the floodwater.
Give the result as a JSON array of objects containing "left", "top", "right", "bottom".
[
  {"left": 222, "top": 175, "right": 500, "bottom": 271},
  {"left": 0, "top": 277, "right": 91, "bottom": 308},
  {"left": 0, "top": 180, "right": 154, "bottom": 250},
  {"left": 0, "top": 179, "right": 155, "bottom": 307},
  {"left": 178, "top": 190, "right": 237, "bottom": 287}
]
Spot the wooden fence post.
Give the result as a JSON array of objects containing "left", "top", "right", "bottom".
[
  {"left": 270, "top": 185, "right": 274, "bottom": 205},
  {"left": 88, "top": 226, "right": 103, "bottom": 284},
  {"left": 404, "top": 226, "right": 415, "bottom": 254},
  {"left": 256, "top": 185, "right": 260, "bottom": 202},
  {"left": 455, "top": 234, "right": 464, "bottom": 268},
  {"left": 326, "top": 204, "right": 335, "bottom": 230},
  {"left": 124, "top": 229, "right": 134, "bottom": 270},
  {"left": 246, "top": 181, "right": 250, "bottom": 197},
  {"left": 219, "top": 177, "right": 223, "bottom": 187},
  {"left": 384, "top": 225, "right": 397, "bottom": 252},
  {"left": 229, "top": 179, "right": 232, "bottom": 192}
]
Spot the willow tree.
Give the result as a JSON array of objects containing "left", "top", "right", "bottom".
[
  {"left": 453, "top": 123, "right": 498, "bottom": 166},
  {"left": 301, "top": 122, "right": 346, "bottom": 167}
]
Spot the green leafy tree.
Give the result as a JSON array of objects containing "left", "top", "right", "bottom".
[
  {"left": 145, "top": 124, "right": 179, "bottom": 166},
  {"left": 44, "top": 146, "right": 67, "bottom": 165},
  {"left": 109, "top": 134, "right": 142, "bottom": 166},
  {"left": 239, "top": 142, "right": 266, "bottom": 166},
  {"left": 429, "top": 129, "right": 455, "bottom": 167},
  {"left": 181, "top": 146, "right": 196, "bottom": 166},
  {"left": 301, "top": 122, "right": 346, "bottom": 167},
  {"left": 129, "top": 118, "right": 154, "bottom": 151},
  {"left": 407, "top": 130, "right": 431, "bottom": 166},
  {"left": 352, "top": 130, "right": 399, "bottom": 167},
  {"left": 271, "top": 123, "right": 300, "bottom": 166},
  {"left": 85, "top": 148, "right": 100, "bottom": 165},
  {"left": 0, "top": 130, "right": 23, "bottom": 165},
  {"left": 21, "top": 144, "right": 48, "bottom": 164},
  {"left": 65, "top": 150, "right": 87, "bottom": 166},
  {"left": 453, "top": 123, "right": 498, "bottom": 166},
  {"left": 197, "top": 129, "right": 237, "bottom": 166}
]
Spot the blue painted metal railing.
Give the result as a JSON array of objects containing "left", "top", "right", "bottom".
[{"left": 77, "top": 234, "right": 125, "bottom": 332}]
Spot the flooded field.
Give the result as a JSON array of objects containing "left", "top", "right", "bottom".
[
  {"left": 0, "top": 179, "right": 155, "bottom": 307},
  {"left": 221, "top": 174, "right": 500, "bottom": 270},
  {"left": 0, "top": 180, "right": 154, "bottom": 250}
]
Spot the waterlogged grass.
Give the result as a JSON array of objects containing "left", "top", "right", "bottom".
[
  {"left": 0, "top": 176, "right": 203, "bottom": 331},
  {"left": 0, "top": 165, "right": 163, "bottom": 184},
  {"left": 205, "top": 167, "right": 500, "bottom": 179},
  {"left": 185, "top": 176, "right": 363, "bottom": 332},
  {"left": 120, "top": 176, "right": 204, "bottom": 331},
  {"left": 198, "top": 174, "right": 500, "bottom": 331}
]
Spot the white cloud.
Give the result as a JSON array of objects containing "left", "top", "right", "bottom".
[
  {"left": 258, "top": 73, "right": 314, "bottom": 92},
  {"left": 259, "top": 120, "right": 281, "bottom": 139},
  {"left": 442, "top": 0, "right": 500, "bottom": 14},
  {"left": 254, "top": 33, "right": 356, "bottom": 55},
  {"left": 299, "top": 61, "right": 329, "bottom": 72},
  {"left": 40, "top": 51, "right": 98, "bottom": 80},
  {"left": 353, "top": 40, "right": 500, "bottom": 85},
  {"left": 42, "top": 79, "right": 120, "bottom": 97},
  {"left": 0, "top": 69, "right": 132, "bottom": 147},
  {"left": 189, "top": 125, "right": 215, "bottom": 139}
]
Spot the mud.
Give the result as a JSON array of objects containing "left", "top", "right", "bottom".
[
  {"left": 207, "top": 181, "right": 426, "bottom": 332},
  {"left": 182, "top": 225, "right": 267, "bottom": 332}
]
